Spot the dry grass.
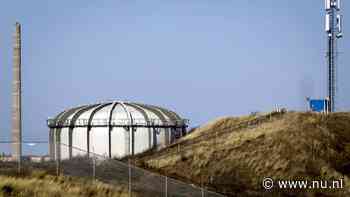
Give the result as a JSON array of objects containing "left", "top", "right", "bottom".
[
  {"left": 137, "top": 112, "right": 350, "bottom": 196},
  {"left": 182, "top": 114, "right": 256, "bottom": 140},
  {"left": 0, "top": 169, "right": 134, "bottom": 197}
]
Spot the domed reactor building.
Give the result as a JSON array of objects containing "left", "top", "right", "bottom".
[{"left": 47, "top": 101, "right": 188, "bottom": 160}]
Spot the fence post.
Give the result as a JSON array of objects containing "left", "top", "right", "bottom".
[
  {"left": 201, "top": 185, "right": 204, "bottom": 197},
  {"left": 129, "top": 158, "right": 132, "bottom": 197},
  {"left": 92, "top": 154, "right": 96, "bottom": 181},
  {"left": 165, "top": 176, "right": 168, "bottom": 197},
  {"left": 56, "top": 157, "right": 60, "bottom": 176},
  {"left": 201, "top": 175, "right": 204, "bottom": 197},
  {"left": 55, "top": 144, "right": 60, "bottom": 176},
  {"left": 17, "top": 154, "right": 21, "bottom": 174},
  {"left": 92, "top": 146, "right": 96, "bottom": 181}
]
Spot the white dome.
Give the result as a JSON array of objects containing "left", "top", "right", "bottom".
[
  {"left": 48, "top": 101, "right": 186, "bottom": 128},
  {"left": 48, "top": 101, "right": 188, "bottom": 160}
]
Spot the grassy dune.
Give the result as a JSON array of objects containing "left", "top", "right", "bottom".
[
  {"left": 0, "top": 170, "right": 132, "bottom": 197},
  {"left": 0, "top": 162, "right": 135, "bottom": 197},
  {"left": 136, "top": 112, "right": 350, "bottom": 196}
]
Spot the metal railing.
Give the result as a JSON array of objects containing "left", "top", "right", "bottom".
[{"left": 47, "top": 118, "right": 189, "bottom": 128}]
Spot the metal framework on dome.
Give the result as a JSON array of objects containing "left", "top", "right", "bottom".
[{"left": 47, "top": 118, "right": 189, "bottom": 128}]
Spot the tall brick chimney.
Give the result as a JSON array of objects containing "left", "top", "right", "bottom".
[{"left": 12, "top": 22, "right": 22, "bottom": 162}]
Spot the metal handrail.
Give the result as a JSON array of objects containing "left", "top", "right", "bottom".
[{"left": 47, "top": 118, "right": 189, "bottom": 128}]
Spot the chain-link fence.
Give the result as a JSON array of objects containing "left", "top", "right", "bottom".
[
  {"left": 62, "top": 143, "right": 225, "bottom": 197},
  {"left": 0, "top": 141, "right": 225, "bottom": 197},
  {"left": 0, "top": 111, "right": 288, "bottom": 196}
]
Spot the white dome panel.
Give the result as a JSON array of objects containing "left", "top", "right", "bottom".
[
  {"left": 60, "top": 128, "right": 70, "bottom": 160},
  {"left": 111, "top": 127, "right": 127, "bottom": 158},
  {"left": 72, "top": 127, "right": 88, "bottom": 157},
  {"left": 90, "top": 127, "right": 109, "bottom": 157},
  {"left": 111, "top": 104, "right": 129, "bottom": 125}
]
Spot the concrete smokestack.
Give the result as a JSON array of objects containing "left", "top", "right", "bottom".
[{"left": 12, "top": 22, "right": 22, "bottom": 162}]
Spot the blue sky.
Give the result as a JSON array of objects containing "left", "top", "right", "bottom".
[{"left": 0, "top": 1, "right": 349, "bottom": 154}]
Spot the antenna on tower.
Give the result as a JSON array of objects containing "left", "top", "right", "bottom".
[{"left": 325, "top": 0, "right": 343, "bottom": 112}]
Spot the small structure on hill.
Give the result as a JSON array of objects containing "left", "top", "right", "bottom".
[{"left": 307, "top": 97, "right": 330, "bottom": 113}]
